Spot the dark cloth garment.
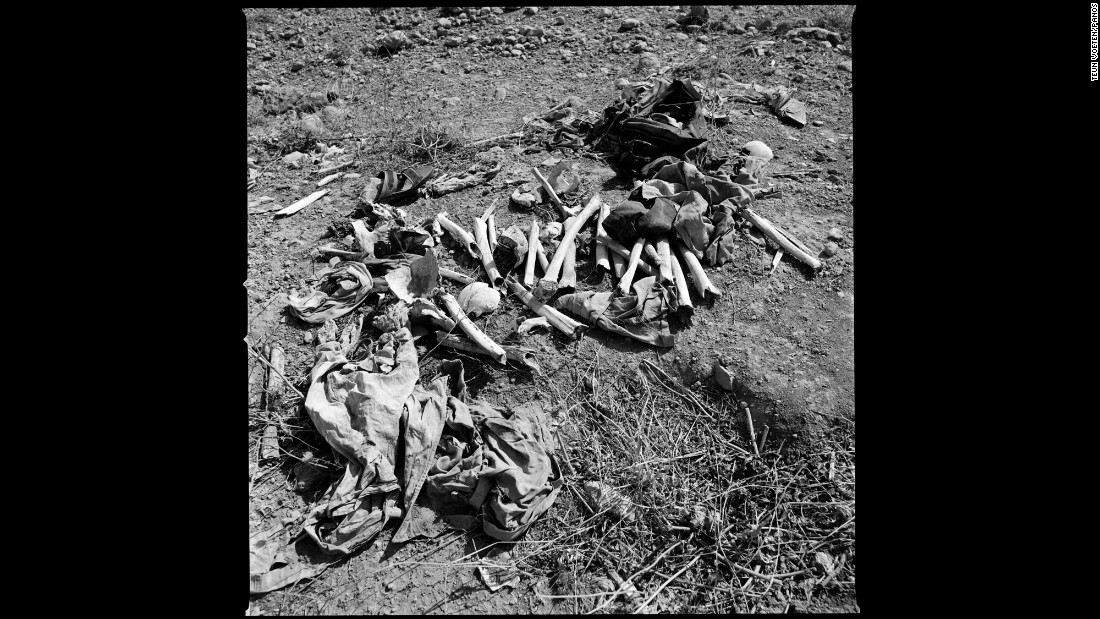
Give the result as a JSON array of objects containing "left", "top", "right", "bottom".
[
  {"left": 636, "top": 197, "right": 678, "bottom": 240},
  {"left": 591, "top": 78, "right": 717, "bottom": 175},
  {"left": 602, "top": 200, "right": 648, "bottom": 245},
  {"left": 553, "top": 276, "right": 676, "bottom": 347}
]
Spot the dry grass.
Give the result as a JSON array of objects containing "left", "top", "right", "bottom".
[
  {"left": 248, "top": 8, "right": 855, "bottom": 612},
  {"left": 248, "top": 299, "right": 855, "bottom": 613},
  {"left": 817, "top": 6, "right": 855, "bottom": 35},
  {"left": 487, "top": 352, "right": 857, "bottom": 613},
  {"left": 261, "top": 335, "right": 857, "bottom": 614}
]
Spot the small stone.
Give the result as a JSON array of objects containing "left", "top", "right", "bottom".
[
  {"left": 246, "top": 41, "right": 257, "bottom": 51},
  {"left": 329, "top": 256, "right": 341, "bottom": 267},
  {"left": 437, "top": 17, "right": 452, "bottom": 28},
  {"left": 525, "top": 7, "right": 539, "bottom": 15},
  {"left": 442, "top": 96, "right": 461, "bottom": 107},
  {"left": 282, "top": 151, "right": 306, "bottom": 165},
  {"left": 298, "top": 114, "right": 326, "bottom": 137},
  {"left": 837, "top": 60, "right": 852, "bottom": 72},
  {"left": 713, "top": 361, "right": 735, "bottom": 391},
  {"left": 812, "top": 120, "right": 825, "bottom": 127},
  {"left": 637, "top": 51, "right": 659, "bottom": 72},
  {"left": 600, "top": 8, "right": 613, "bottom": 18},
  {"left": 511, "top": 48, "right": 523, "bottom": 56},
  {"left": 554, "top": 16, "right": 565, "bottom": 25},
  {"left": 290, "top": 61, "right": 304, "bottom": 72},
  {"left": 295, "top": 36, "right": 306, "bottom": 48},
  {"left": 495, "top": 87, "right": 507, "bottom": 101},
  {"left": 697, "top": 35, "right": 709, "bottom": 43},
  {"left": 380, "top": 30, "right": 408, "bottom": 51},
  {"left": 262, "top": 51, "right": 274, "bottom": 60},
  {"left": 685, "top": 24, "right": 700, "bottom": 33},
  {"left": 302, "top": 330, "right": 314, "bottom": 345},
  {"left": 827, "top": 228, "right": 844, "bottom": 241},
  {"left": 576, "top": 72, "right": 588, "bottom": 79},
  {"left": 732, "top": 25, "right": 747, "bottom": 34},
  {"left": 620, "top": 18, "right": 640, "bottom": 31},
  {"left": 822, "top": 242, "right": 839, "bottom": 257},
  {"left": 674, "top": 32, "right": 688, "bottom": 41},
  {"left": 444, "top": 36, "right": 461, "bottom": 47}
]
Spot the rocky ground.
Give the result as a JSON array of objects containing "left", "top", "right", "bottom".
[{"left": 247, "top": 5, "right": 855, "bottom": 615}]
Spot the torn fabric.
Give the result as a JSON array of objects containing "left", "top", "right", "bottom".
[
  {"left": 553, "top": 276, "right": 676, "bottom": 347},
  {"left": 630, "top": 160, "right": 754, "bottom": 267},
  {"left": 590, "top": 77, "right": 719, "bottom": 174},
  {"left": 288, "top": 261, "right": 386, "bottom": 324},
  {"left": 408, "top": 399, "right": 564, "bottom": 543},
  {"left": 602, "top": 200, "right": 648, "bottom": 245},
  {"left": 298, "top": 336, "right": 564, "bottom": 558},
  {"left": 249, "top": 534, "right": 324, "bottom": 594},
  {"left": 301, "top": 330, "right": 420, "bottom": 554},
  {"left": 636, "top": 197, "right": 678, "bottom": 240}
]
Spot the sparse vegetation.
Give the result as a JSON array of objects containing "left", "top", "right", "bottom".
[
  {"left": 247, "top": 5, "right": 855, "bottom": 614},
  {"left": 817, "top": 5, "right": 855, "bottom": 35}
]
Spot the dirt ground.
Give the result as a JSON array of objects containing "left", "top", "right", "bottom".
[{"left": 246, "top": 6, "right": 855, "bottom": 615}]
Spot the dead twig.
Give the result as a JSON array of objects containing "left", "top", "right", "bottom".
[
  {"left": 314, "top": 160, "right": 357, "bottom": 176},
  {"left": 632, "top": 555, "right": 700, "bottom": 614},
  {"left": 245, "top": 340, "right": 305, "bottom": 400},
  {"left": 742, "top": 401, "right": 761, "bottom": 457},
  {"left": 464, "top": 131, "right": 524, "bottom": 149}
]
